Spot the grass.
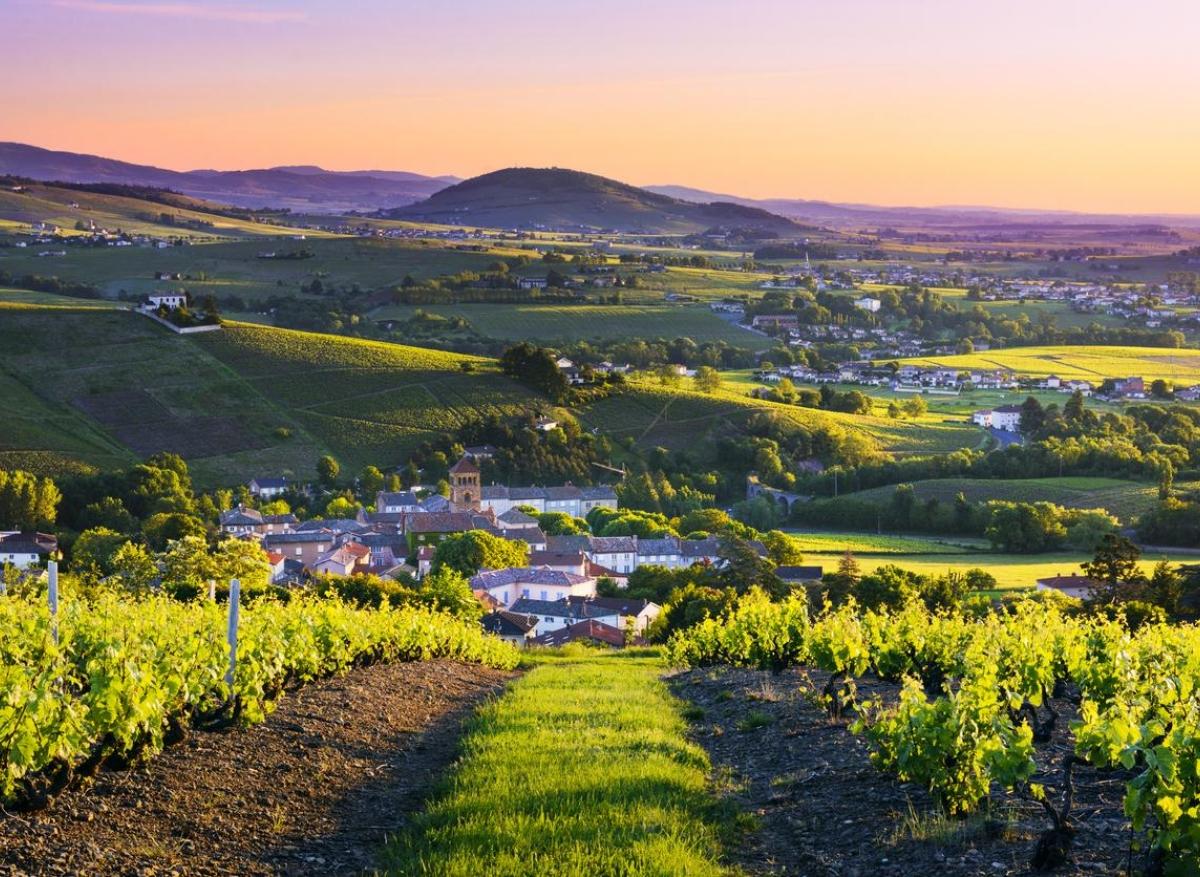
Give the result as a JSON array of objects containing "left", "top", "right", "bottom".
[
  {"left": 897, "top": 345, "right": 1200, "bottom": 384},
  {"left": 782, "top": 531, "right": 990, "bottom": 555},
  {"left": 370, "top": 302, "right": 773, "bottom": 349},
  {"left": 383, "top": 650, "right": 735, "bottom": 876}
]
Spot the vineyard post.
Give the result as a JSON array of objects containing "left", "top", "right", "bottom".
[
  {"left": 225, "top": 578, "right": 240, "bottom": 691},
  {"left": 48, "top": 560, "right": 59, "bottom": 645},
  {"left": 208, "top": 579, "right": 216, "bottom": 602}
]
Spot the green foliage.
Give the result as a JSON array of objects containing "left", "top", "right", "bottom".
[
  {"left": 0, "top": 469, "right": 60, "bottom": 530},
  {"left": 431, "top": 530, "right": 528, "bottom": 577}
]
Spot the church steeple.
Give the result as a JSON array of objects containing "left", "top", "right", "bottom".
[{"left": 449, "top": 456, "right": 481, "bottom": 511}]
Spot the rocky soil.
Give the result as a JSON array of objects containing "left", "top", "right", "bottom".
[{"left": 0, "top": 659, "right": 517, "bottom": 876}]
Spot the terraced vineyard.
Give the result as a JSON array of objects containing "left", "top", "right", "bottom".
[
  {"left": 371, "top": 302, "right": 773, "bottom": 348},
  {"left": 579, "top": 379, "right": 985, "bottom": 458},
  {"left": 841, "top": 476, "right": 1187, "bottom": 525}
]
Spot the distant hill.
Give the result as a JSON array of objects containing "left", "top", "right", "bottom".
[
  {"left": 646, "top": 184, "right": 1200, "bottom": 230},
  {"left": 0, "top": 142, "right": 455, "bottom": 213},
  {"left": 386, "top": 167, "right": 801, "bottom": 233}
]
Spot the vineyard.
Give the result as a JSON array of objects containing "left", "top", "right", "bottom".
[
  {"left": 0, "top": 589, "right": 517, "bottom": 811},
  {"left": 897, "top": 346, "right": 1200, "bottom": 384},
  {"left": 668, "top": 593, "right": 1200, "bottom": 872}
]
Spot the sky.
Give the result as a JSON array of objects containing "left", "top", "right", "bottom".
[{"left": 3, "top": 0, "right": 1198, "bottom": 214}]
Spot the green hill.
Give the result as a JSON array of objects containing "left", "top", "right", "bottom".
[
  {"left": 0, "top": 304, "right": 538, "bottom": 486},
  {"left": 387, "top": 167, "right": 800, "bottom": 234}
]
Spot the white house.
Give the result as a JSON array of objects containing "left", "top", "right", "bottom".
[
  {"left": 854, "top": 296, "right": 882, "bottom": 313},
  {"left": 1036, "top": 574, "right": 1101, "bottom": 600},
  {"left": 470, "top": 567, "right": 597, "bottom": 608},
  {"left": 971, "top": 405, "right": 1022, "bottom": 432},
  {"left": 249, "top": 477, "right": 288, "bottom": 499},
  {"left": 147, "top": 293, "right": 188, "bottom": 310},
  {"left": 0, "top": 532, "right": 57, "bottom": 570}
]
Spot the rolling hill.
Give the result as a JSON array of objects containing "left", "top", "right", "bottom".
[
  {"left": 386, "top": 168, "right": 801, "bottom": 233},
  {"left": 0, "top": 142, "right": 454, "bottom": 212}
]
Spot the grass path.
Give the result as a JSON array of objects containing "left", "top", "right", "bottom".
[{"left": 385, "top": 649, "right": 736, "bottom": 876}]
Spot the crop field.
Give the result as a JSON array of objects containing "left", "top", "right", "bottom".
[
  {"left": 579, "top": 378, "right": 985, "bottom": 458},
  {"left": 840, "top": 476, "right": 1186, "bottom": 525},
  {"left": 0, "top": 287, "right": 123, "bottom": 309},
  {"left": 898, "top": 345, "right": 1200, "bottom": 383},
  {"left": 782, "top": 531, "right": 991, "bottom": 555},
  {"left": 371, "top": 302, "right": 773, "bottom": 347}
]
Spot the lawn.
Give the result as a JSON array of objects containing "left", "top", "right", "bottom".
[
  {"left": 369, "top": 302, "right": 774, "bottom": 348},
  {"left": 897, "top": 346, "right": 1200, "bottom": 384},
  {"left": 781, "top": 531, "right": 990, "bottom": 556},
  {"left": 384, "top": 649, "right": 734, "bottom": 876}
]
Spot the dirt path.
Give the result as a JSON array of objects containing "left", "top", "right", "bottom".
[{"left": 0, "top": 659, "right": 517, "bottom": 877}]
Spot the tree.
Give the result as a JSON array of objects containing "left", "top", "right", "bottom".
[
  {"left": 762, "top": 530, "right": 804, "bottom": 566},
  {"left": 72, "top": 527, "right": 128, "bottom": 577},
  {"left": 710, "top": 536, "right": 786, "bottom": 598},
  {"left": 142, "top": 512, "right": 206, "bottom": 551},
  {"left": 317, "top": 455, "right": 341, "bottom": 488},
  {"left": 1019, "top": 396, "right": 1046, "bottom": 436},
  {"left": 887, "top": 401, "right": 901, "bottom": 419},
  {"left": 1147, "top": 561, "right": 1184, "bottom": 614},
  {"left": 693, "top": 366, "right": 722, "bottom": 394},
  {"left": 903, "top": 395, "right": 928, "bottom": 418},
  {"left": 499, "top": 343, "right": 569, "bottom": 400},
  {"left": 431, "top": 530, "right": 528, "bottom": 577},
  {"left": 111, "top": 542, "right": 158, "bottom": 593},
  {"left": 324, "top": 496, "right": 360, "bottom": 518},
  {"left": 984, "top": 502, "right": 1066, "bottom": 553},
  {"left": 1150, "top": 379, "right": 1173, "bottom": 400},
  {"left": 1063, "top": 390, "right": 1086, "bottom": 423},
  {"left": 418, "top": 567, "right": 482, "bottom": 620},
  {"left": 1082, "top": 534, "right": 1142, "bottom": 588},
  {"left": 159, "top": 535, "right": 217, "bottom": 596},
  {"left": 537, "top": 512, "right": 588, "bottom": 536},
  {"left": 0, "top": 469, "right": 61, "bottom": 530},
  {"left": 359, "top": 465, "right": 385, "bottom": 501}
]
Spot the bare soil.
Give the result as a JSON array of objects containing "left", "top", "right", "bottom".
[
  {"left": 670, "top": 666, "right": 1150, "bottom": 877},
  {"left": 0, "top": 659, "right": 516, "bottom": 877}
]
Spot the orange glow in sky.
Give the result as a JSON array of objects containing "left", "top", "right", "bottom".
[{"left": 3, "top": 0, "right": 1198, "bottom": 214}]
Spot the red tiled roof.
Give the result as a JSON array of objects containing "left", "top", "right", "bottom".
[{"left": 1036, "top": 574, "right": 1101, "bottom": 590}]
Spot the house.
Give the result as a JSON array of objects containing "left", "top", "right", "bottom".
[
  {"left": 775, "top": 565, "right": 825, "bottom": 585},
  {"left": 262, "top": 531, "right": 336, "bottom": 569},
  {"left": 527, "top": 551, "right": 588, "bottom": 575},
  {"left": 481, "top": 610, "right": 539, "bottom": 646},
  {"left": 567, "top": 595, "right": 660, "bottom": 633},
  {"left": 463, "top": 444, "right": 498, "bottom": 461},
  {"left": 477, "top": 483, "right": 617, "bottom": 518},
  {"left": 535, "top": 416, "right": 559, "bottom": 432},
  {"left": 469, "top": 567, "right": 597, "bottom": 608},
  {"left": 971, "top": 405, "right": 1022, "bottom": 432},
  {"left": 518, "top": 276, "right": 549, "bottom": 290},
  {"left": 406, "top": 512, "right": 496, "bottom": 552},
  {"left": 1035, "top": 574, "right": 1102, "bottom": 600},
  {"left": 249, "top": 477, "right": 288, "bottom": 499},
  {"left": 853, "top": 296, "right": 881, "bottom": 313},
  {"left": 375, "top": 490, "right": 424, "bottom": 514},
  {"left": 312, "top": 542, "right": 370, "bottom": 577},
  {"left": 0, "top": 532, "right": 58, "bottom": 570},
  {"left": 531, "top": 619, "right": 635, "bottom": 648},
  {"left": 146, "top": 293, "right": 188, "bottom": 310},
  {"left": 218, "top": 505, "right": 298, "bottom": 537}
]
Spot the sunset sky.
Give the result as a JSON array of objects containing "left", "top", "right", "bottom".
[{"left": 4, "top": 0, "right": 1198, "bottom": 214}]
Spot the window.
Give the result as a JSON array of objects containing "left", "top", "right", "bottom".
[
  {"left": 294, "top": 548, "right": 302, "bottom": 556},
  {"left": 539, "top": 590, "right": 548, "bottom": 601},
  {"left": 521, "top": 589, "right": 529, "bottom": 599}
]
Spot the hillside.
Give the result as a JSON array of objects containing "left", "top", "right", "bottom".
[
  {"left": 0, "top": 303, "right": 538, "bottom": 485},
  {"left": 0, "top": 180, "right": 320, "bottom": 239},
  {"left": 0, "top": 142, "right": 451, "bottom": 212},
  {"left": 386, "top": 167, "right": 800, "bottom": 233}
]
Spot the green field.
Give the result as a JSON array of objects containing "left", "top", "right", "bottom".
[
  {"left": 898, "top": 346, "right": 1200, "bottom": 384},
  {"left": 839, "top": 476, "right": 1191, "bottom": 525},
  {"left": 385, "top": 649, "right": 732, "bottom": 876},
  {"left": 782, "top": 531, "right": 991, "bottom": 555},
  {"left": 371, "top": 302, "right": 773, "bottom": 348}
]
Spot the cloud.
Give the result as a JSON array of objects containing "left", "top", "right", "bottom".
[{"left": 49, "top": 1, "right": 307, "bottom": 23}]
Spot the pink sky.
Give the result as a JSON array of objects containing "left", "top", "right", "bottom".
[{"left": 3, "top": 0, "right": 1198, "bottom": 213}]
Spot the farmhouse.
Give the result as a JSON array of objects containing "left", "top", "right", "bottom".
[
  {"left": 146, "top": 293, "right": 188, "bottom": 310},
  {"left": 853, "top": 296, "right": 881, "bottom": 313},
  {"left": 971, "top": 405, "right": 1022, "bottom": 432},
  {"left": 218, "top": 505, "right": 298, "bottom": 536},
  {"left": 1035, "top": 574, "right": 1103, "bottom": 600},
  {"left": 0, "top": 532, "right": 58, "bottom": 570},
  {"left": 249, "top": 477, "right": 288, "bottom": 499}
]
